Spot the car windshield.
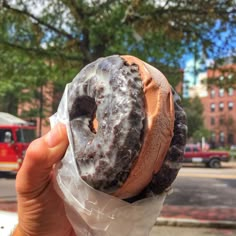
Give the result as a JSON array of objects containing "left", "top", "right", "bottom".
[
  {"left": 16, "top": 128, "right": 36, "bottom": 143},
  {"left": 185, "top": 147, "right": 191, "bottom": 152}
]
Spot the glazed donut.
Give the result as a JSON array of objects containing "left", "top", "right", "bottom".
[{"left": 68, "top": 55, "right": 187, "bottom": 200}]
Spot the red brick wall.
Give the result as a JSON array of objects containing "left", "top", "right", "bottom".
[
  {"left": 201, "top": 66, "right": 236, "bottom": 147},
  {"left": 18, "top": 83, "right": 54, "bottom": 137}
]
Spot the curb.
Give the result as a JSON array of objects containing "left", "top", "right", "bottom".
[
  {"left": 156, "top": 217, "right": 236, "bottom": 229},
  {"left": 0, "top": 198, "right": 17, "bottom": 203}
]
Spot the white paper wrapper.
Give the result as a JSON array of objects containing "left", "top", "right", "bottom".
[{"left": 51, "top": 84, "right": 167, "bottom": 236}]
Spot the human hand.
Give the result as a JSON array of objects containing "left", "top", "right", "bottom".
[{"left": 13, "top": 123, "right": 75, "bottom": 236}]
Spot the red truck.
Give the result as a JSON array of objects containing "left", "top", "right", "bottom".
[
  {"left": 0, "top": 112, "right": 36, "bottom": 172},
  {"left": 184, "top": 144, "right": 230, "bottom": 168}
]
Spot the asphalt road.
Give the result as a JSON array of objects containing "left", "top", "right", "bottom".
[
  {"left": 0, "top": 172, "right": 16, "bottom": 202},
  {"left": 164, "top": 163, "right": 236, "bottom": 208},
  {"left": 0, "top": 164, "right": 236, "bottom": 207},
  {"left": 1, "top": 165, "right": 236, "bottom": 235}
]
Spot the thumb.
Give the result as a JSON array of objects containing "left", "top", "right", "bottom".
[{"left": 16, "top": 123, "right": 69, "bottom": 195}]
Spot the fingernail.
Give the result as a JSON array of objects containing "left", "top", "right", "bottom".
[{"left": 45, "top": 123, "right": 65, "bottom": 148}]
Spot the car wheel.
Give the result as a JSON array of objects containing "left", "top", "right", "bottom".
[{"left": 208, "top": 159, "right": 221, "bottom": 168}]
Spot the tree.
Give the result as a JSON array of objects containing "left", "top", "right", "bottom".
[
  {"left": 1, "top": 0, "right": 235, "bottom": 71},
  {"left": 206, "top": 62, "right": 236, "bottom": 91},
  {"left": 218, "top": 114, "right": 236, "bottom": 146},
  {"left": 0, "top": 0, "right": 235, "bottom": 116},
  {"left": 182, "top": 96, "right": 210, "bottom": 142}
]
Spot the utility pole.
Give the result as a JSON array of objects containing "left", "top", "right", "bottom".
[{"left": 39, "top": 85, "right": 43, "bottom": 137}]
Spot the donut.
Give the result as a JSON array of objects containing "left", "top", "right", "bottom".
[{"left": 68, "top": 55, "right": 187, "bottom": 201}]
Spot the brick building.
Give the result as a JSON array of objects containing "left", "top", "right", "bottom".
[
  {"left": 201, "top": 64, "right": 236, "bottom": 147},
  {"left": 18, "top": 83, "right": 54, "bottom": 137}
]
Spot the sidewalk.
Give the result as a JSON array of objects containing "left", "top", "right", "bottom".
[
  {"left": 0, "top": 201, "right": 17, "bottom": 212},
  {"left": 158, "top": 205, "right": 236, "bottom": 229},
  {"left": 222, "top": 160, "right": 236, "bottom": 168},
  {"left": 150, "top": 225, "right": 236, "bottom": 236},
  {"left": 1, "top": 201, "right": 236, "bottom": 229}
]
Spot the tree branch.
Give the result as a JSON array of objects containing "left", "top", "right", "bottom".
[
  {"left": 2, "top": 0, "right": 74, "bottom": 40},
  {"left": 0, "top": 39, "right": 82, "bottom": 61},
  {"left": 126, "top": 1, "right": 236, "bottom": 25},
  {"left": 61, "top": 0, "right": 86, "bottom": 23},
  {"left": 161, "top": 0, "right": 171, "bottom": 9}
]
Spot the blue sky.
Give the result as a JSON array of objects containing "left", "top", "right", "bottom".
[{"left": 181, "top": 18, "right": 236, "bottom": 92}]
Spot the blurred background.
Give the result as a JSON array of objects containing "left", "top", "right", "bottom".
[
  {"left": 0, "top": 0, "right": 235, "bottom": 146},
  {"left": 0, "top": 1, "right": 236, "bottom": 235}
]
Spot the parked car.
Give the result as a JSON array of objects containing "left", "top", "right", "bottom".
[{"left": 183, "top": 144, "right": 230, "bottom": 168}]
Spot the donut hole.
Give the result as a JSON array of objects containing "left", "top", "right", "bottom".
[{"left": 70, "top": 95, "right": 97, "bottom": 134}]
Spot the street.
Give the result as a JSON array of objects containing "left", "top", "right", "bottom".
[
  {"left": 0, "top": 164, "right": 236, "bottom": 207},
  {"left": 0, "top": 163, "right": 236, "bottom": 236},
  {"left": 165, "top": 163, "right": 236, "bottom": 208},
  {"left": 0, "top": 172, "right": 16, "bottom": 203}
]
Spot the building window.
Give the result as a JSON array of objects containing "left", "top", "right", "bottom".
[
  {"left": 228, "top": 102, "right": 234, "bottom": 111},
  {"left": 219, "top": 88, "right": 224, "bottom": 97},
  {"left": 210, "top": 132, "right": 216, "bottom": 148},
  {"left": 210, "top": 103, "right": 215, "bottom": 112},
  {"left": 228, "top": 74, "right": 233, "bottom": 80},
  {"left": 211, "top": 132, "right": 216, "bottom": 142},
  {"left": 219, "top": 117, "right": 224, "bottom": 125},
  {"left": 219, "top": 75, "right": 224, "bottom": 81},
  {"left": 210, "top": 89, "right": 215, "bottom": 98},
  {"left": 210, "top": 117, "right": 215, "bottom": 125},
  {"left": 219, "top": 131, "right": 224, "bottom": 143},
  {"left": 228, "top": 133, "right": 234, "bottom": 145},
  {"left": 228, "top": 87, "right": 234, "bottom": 96},
  {"left": 219, "top": 102, "right": 224, "bottom": 111}
]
